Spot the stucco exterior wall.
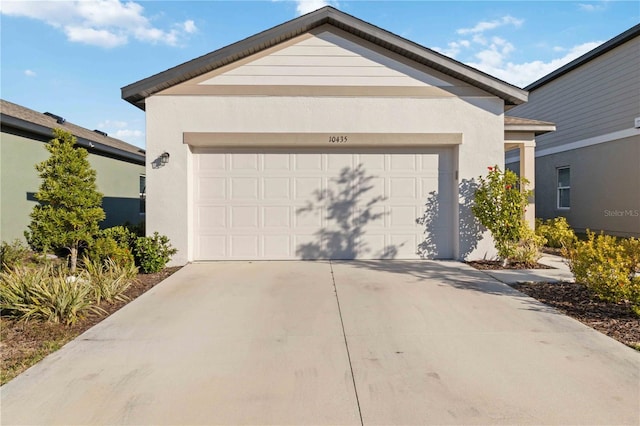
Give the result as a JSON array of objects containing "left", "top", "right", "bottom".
[
  {"left": 146, "top": 94, "right": 504, "bottom": 265},
  {"left": 534, "top": 135, "right": 640, "bottom": 237},
  {"left": 0, "top": 130, "right": 145, "bottom": 243}
]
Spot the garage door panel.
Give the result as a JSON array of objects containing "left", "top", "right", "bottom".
[
  {"left": 231, "top": 153, "right": 259, "bottom": 170},
  {"left": 198, "top": 206, "right": 226, "bottom": 228},
  {"left": 294, "top": 177, "right": 323, "bottom": 200},
  {"left": 390, "top": 178, "right": 417, "bottom": 199},
  {"left": 263, "top": 153, "right": 290, "bottom": 170},
  {"left": 295, "top": 206, "right": 322, "bottom": 227},
  {"left": 390, "top": 154, "right": 417, "bottom": 171},
  {"left": 263, "top": 235, "right": 291, "bottom": 257},
  {"left": 230, "top": 235, "right": 259, "bottom": 257},
  {"left": 194, "top": 149, "right": 453, "bottom": 260},
  {"left": 230, "top": 206, "right": 259, "bottom": 228},
  {"left": 197, "top": 235, "right": 227, "bottom": 258},
  {"left": 326, "top": 154, "right": 353, "bottom": 171},
  {"left": 197, "top": 177, "right": 226, "bottom": 200},
  {"left": 263, "top": 178, "right": 290, "bottom": 199},
  {"left": 231, "top": 178, "right": 259, "bottom": 199},
  {"left": 295, "top": 155, "right": 322, "bottom": 170},
  {"left": 263, "top": 206, "right": 291, "bottom": 227}
]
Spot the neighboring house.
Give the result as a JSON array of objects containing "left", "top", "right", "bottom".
[
  {"left": 507, "top": 24, "right": 640, "bottom": 237},
  {"left": 0, "top": 99, "right": 146, "bottom": 243},
  {"left": 122, "top": 7, "right": 550, "bottom": 264}
]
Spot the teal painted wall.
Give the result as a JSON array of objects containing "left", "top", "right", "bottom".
[{"left": 0, "top": 131, "right": 145, "bottom": 243}]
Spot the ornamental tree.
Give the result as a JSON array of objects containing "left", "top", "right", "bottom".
[
  {"left": 26, "top": 128, "right": 105, "bottom": 272},
  {"left": 472, "top": 165, "right": 531, "bottom": 262}
]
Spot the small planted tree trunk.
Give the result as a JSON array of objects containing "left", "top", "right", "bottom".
[{"left": 69, "top": 246, "right": 78, "bottom": 273}]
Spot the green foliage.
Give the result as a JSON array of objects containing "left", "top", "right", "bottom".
[
  {"left": 535, "top": 217, "right": 577, "bottom": 248},
  {"left": 82, "top": 257, "right": 137, "bottom": 304},
  {"left": 25, "top": 128, "right": 105, "bottom": 272},
  {"left": 472, "top": 166, "right": 533, "bottom": 262},
  {"left": 567, "top": 231, "right": 640, "bottom": 310},
  {"left": 133, "top": 232, "right": 177, "bottom": 274},
  {"left": 0, "top": 265, "right": 102, "bottom": 325},
  {"left": 509, "top": 226, "right": 546, "bottom": 266},
  {"left": 87, "top": 236, "right": 135, "bottom": 268},
  {"left": 102, "top": 225, "right": 136, "bottom": 247},
  {"left": 123, "top": 221, "right": 145, "bottom": 238},
  {"left": 1, "top": 240, "right": 29, "bottom": 271}
]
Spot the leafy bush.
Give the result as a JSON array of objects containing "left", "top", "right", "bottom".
[
  {"left": 509, "top": 226, "right": 546, "bottom": 266},
  {"left": 567, "top": 231, "right": 640, "bottom": 311},
  {"left": 472, "top": 166, "right": 535, "bottom": 263},
  {"left": 87, "top": 236, "right": 135, "bottom": 268},
  {"left": 82, "top": 257, "right": 137, "bottom": 304},
  {"left": 0, "top": 265, "right": 101, "bottom": 325},
  {"left": 133, "top": 232, "right": 177, "bottom": 274},
  {"left": 103, "top": 226, "right": 136, "bottom": 246},
  {"left": 124, "top": 221, "right": 145, "bottom": 238},
  {"left": 1, "top": 240, "right": 29, "bottom": 271},
  {"left": 535, "top": 217, "right": 576, "bottom": 248}
]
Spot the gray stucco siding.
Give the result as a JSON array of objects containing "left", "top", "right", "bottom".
[
  {"left": 534, "top": 135, "right": 640, "bottom": 237},
  {"left": 0, "top": 131, "right": 145, "bottom": 243},
  {"left": 510, "top": 37, "right": 640, "bottom": 151}
]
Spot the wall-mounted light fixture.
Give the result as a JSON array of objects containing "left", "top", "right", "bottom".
[{"left": 160, "top": 151, "right": 170, "bottom": 165}]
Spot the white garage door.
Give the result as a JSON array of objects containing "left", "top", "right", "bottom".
[{"left": 193, "top": 148, "right": 454, "bottom": 260}]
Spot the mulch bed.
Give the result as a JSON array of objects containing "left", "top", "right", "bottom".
[
  {"left": 0, "top": 266, "right": 181, "bottom": 385},
  {"left": 511, "top": 282, "right": 640, "bottom": 350},
  {"left": 467, "top": 260, "right": 552, "bottom": 270}
]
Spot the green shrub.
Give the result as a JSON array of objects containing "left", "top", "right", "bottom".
[
  {"left": 82, "top": 257, "right": 137, "bottom": 304},
  {"left": 124, "top": 221, "right": 145, "bottom": 238},
  {"left": 509, "top": 226, "right": 546, "bottom": 266},
  {"left": 472, "top": 165, "right": 536, "bottom": 263},
  {"left": 568, "top": 231, "right": 640, "bottom": 310},
  {"left": 0, "top": 264, "right": 101, "bottom": 325},
  {"left": 0, "top": 240, "right": 29, "bottom": 271},
  {"left": 535, "top": 217, "right": 577, "bottom": 248},
  {"left": 87, "top": 236, "right": 134, "bottom": 268},
  {"left": 133, "top": 232, "right": 177, "bottom": 274}
]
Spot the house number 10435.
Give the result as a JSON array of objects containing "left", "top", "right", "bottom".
[{"left": 329, "top": 136, "right": 348, "bottom": 143}]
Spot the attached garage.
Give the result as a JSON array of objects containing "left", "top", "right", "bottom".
[
  {"left": 192, "top": 147, "right": 454, "bottom": 260},
  {"left": 122, "top": 7, "right": 531, "bottom": 265}
]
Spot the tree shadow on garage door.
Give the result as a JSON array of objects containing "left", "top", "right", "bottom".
[
  {"left": 295, "top": 164, "right": 401, "bottom": 259},
  {"left": 416, "top": 178, "right": 483, "bottom": 259}
]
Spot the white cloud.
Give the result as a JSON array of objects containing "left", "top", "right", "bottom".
[
  {"left": 295, "top": 0, "right": 335, "bottom": 15},
  {"left": 98, "top": 119, "right": 128, "bottom": 129},
  {"left": 182, "top": 20, "right": 197, "bottom": 34},
  {"left": 114, "top": 129, "right": 144, "bottom": 140},
  {"left": 467, "top": 41, "right": 601, "bottom": 87},
  {"left": 457, "top": 15, "right": 524, "bottom": 35},
  {"left": 24, "top": 69, "right": 36, "bottom": 77},
  {"left": 579, "top": 1, "right": 609, "bottom": 12},
  {"left": 0, "top": 0, "right": 197, "bottom": 48}
]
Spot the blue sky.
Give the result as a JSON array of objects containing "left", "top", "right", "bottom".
[{"left": 1, "top": 1, "right": 638, "bottom": 148}]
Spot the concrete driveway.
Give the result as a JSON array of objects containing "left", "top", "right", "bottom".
[{"left": 2, "top": 261, "right": 639, "bottom": 425}]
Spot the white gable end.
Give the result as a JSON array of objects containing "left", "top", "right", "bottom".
[{"left": 199, "top": 30, "right": 453, "bottom": 87}]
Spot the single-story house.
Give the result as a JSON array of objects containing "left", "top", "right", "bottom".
[
  {"left": 507, "top": 23, "right": 640, "bottom": 237},
  {"left": 0, "top": 99, "right": 146, "bottom": 243},
  {"left": 122, "top": 6, "right": 552, "bottom": 264}
]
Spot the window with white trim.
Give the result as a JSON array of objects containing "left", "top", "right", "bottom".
[{"left": 557, "top": 167, "right": 570, "bottom": 209}]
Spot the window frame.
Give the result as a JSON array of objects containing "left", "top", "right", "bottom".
[
  {"left": 139, "top": 175, "right": 146, "bottom": 215},
  {"left": 556, "top": 166, "right": 570, "bottom": 210}
]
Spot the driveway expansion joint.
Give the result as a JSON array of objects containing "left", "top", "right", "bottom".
[{"left": 330, "top": 260, "right": 364, "bottom": 426}]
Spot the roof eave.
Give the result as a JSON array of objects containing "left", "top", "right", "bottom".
[
  {"left": 504, "top": 123, "right": 556, "bottom": 136},
  {"left": 1, "top": 114, "right": 145, "bottom": 164},
  {"left": 122, "top": 6, "right": 527, "bottom": 110}
]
